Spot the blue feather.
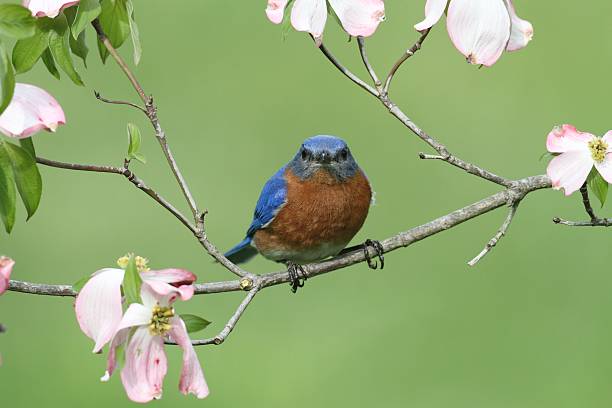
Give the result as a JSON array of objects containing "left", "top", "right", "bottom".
[{"left": 224, "top": 166, "right": 288, "bottom": 264}]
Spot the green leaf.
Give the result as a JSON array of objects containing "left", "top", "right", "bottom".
[
  {"left": 12, "top": 27, "right": 51, "bottom": 74},
  {"left": 71, "top": 0, "right": 101, "bottom": 39},
  {"left": 19, "top": 138, "right": 36, "bottom": 158},
  {"left": 0, "top": 143, "right": 16, "bottom": 233},
  {"left": 99, "top": 0, "right": 130, "bottom": 50},
  {"left": 0, "top": 5, "right": 36, "bottom": 39},
  {"left": 41, "top": 48, "right": 60, "bottom": 80},
  {"left": 72, "top": 275, "right": 91, "bottom": 293},
  {"left": 96, "top": 37, "right": 108, "bottom": 63},
  {"left": 587, "top": 171, "right": 609, "bottom": 208},
  {"left": 122, "top": 254, "right": 143, "bottom": 305},
  {"left": 69, "top": 30, "right": 89, "bottom": 67},
  {"left": 3, "top": 142, "right": 42, "bottom": 220},
  {"left": 49, "top": 14, "right": 84, "bottom": 86},
  {"left": 126, "top": 123, "right": 146, "bottom": 163},
  {"left": 0, "top": 40, "right": 15, "bottom": 115},
  {"left": 125, "top": 0, "right": 141, "bottom": 65},
  {"left": 180, "top": 314, "right": 212, "bottom": 334}
]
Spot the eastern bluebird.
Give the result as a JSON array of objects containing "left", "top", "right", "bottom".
[{"left": 225, "top": 135, "right": 383, "bottom": 292}]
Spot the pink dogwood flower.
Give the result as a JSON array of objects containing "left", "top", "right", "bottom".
[
  {"left": 0, "top": 257, "right": 15, "bottom": 295},
  {"left": 546, "top": 125, "right": 612, "bottom": 196},
  {"left": 75, "top": 264, "right": 208, "bottom": 402},
  {"left": 266, "top": 0, "right": 385, "bottom": 45},
  {"left": 414, "top": 0, "right": 533, "bottom": 66},
  {"left": 0, "top": 83, "right": 66, "bottom": 139},
  {"left": 22, "top": 0, "right": 79, "bottom": 18}
]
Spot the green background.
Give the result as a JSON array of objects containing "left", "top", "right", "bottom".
[{"left": 2, "top": 1, "right": 612, "bottom": 406}]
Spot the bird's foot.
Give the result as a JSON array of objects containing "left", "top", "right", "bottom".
[
  {"left": 286, "top": 262, "right": 307, "bottom": 293},
  {"left": 363, "top": 239, "right": 385, "bottom": 270}
]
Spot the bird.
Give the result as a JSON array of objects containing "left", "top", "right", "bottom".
[{"left": 224, "top": 135, "right": 383, "bottom": 292}]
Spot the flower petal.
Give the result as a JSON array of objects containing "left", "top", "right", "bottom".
[
  {"left": 291, "top": 0, "right": 328, "bottom": 43},
  {"left": 121, "top": 327, "right": 167, "bottom": 403},
  {"left": 102, "top": 328, "right": 129, "bottom": 382},
  {"left": 0, "top": 256, "right": 15, "bottom": 296},
  {"left": 75, "top": 268, "right": 125, "bottom": 353},
  {"left": 266, "top": 0, "right": 289, "bottom": 24},
  {"left": 414, "top": 0, "right": 447, "bottom": 31},
  {"left": 594, "top": 155, "right": 612, "bottom": 184},
  {"left": 447, "top": 0, "right": 510, "bottom": 66},
  {"left": 546, "top": 124, "right": 594, "bottom": 153},
  {"left": 169, "top": 317, "right": 209, "bottom": 399},
  {"left": 504, "top": 0, "right": 533, "bottom": 51},
  {"left": 547, "top": 150, "right": 594, "bottom": 196},
  {"left": 0, "top": 83, "right": 66, "bottom": 139},
  {"left": 116, "top": 303, "right": 151, "bottom": 332},
  {"left": 22, "top": 0, "right": 79, "bottom": 18},
  {"left": 328, "top": 0, "right": 385, "bottom": 37},
  {"left": 142, "top": 269, "right": 197, "bottom": 302}
]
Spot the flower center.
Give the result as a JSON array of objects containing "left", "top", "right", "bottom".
[
  {"left": 116, "top": 254, "right": 150, "bottom": 272},
  {"left": 149, "top": 305, "right": 174, "bottom": 336},
  {"left": 588, "top": 138, "right": 608, "bottom": 163}
]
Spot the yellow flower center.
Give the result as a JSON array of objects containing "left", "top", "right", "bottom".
[
  {"left": 588, "top": 139, "right": 608, "bottom": 163},
  {"left": 149, "top": 305, "right": 174, "bottom": 336},
  {"left": 116, "top": 254, "right": 150, "bottom": 272}
]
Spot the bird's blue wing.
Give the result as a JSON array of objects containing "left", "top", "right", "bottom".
[{"left": 246, "top": 165, "right": 288, "bottom": 237}]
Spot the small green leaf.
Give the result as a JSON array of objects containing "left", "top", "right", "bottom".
[
  {"left": 587, "top": 171, "right": 609, "bottom": 208},
  {"left": 96, "top": 37, "right": 108, "bottom": 64},
  {"left": 41, "top": 48, "right": 60, "bottom": 80},
  {"left": 99, "top": 0, "right": 130, "bottom": 49},
  {"left": 72, "top": 275, "right": 91, "bottom": 292},
  {"left": 49, "top": 14, "right": 84, "bottom": 86},
  {"left": 122, "top": 254, "right": 143, "bottom": 305},
  {"left": 126, "top": 123, "right": 146, "bottom": 163},
  {"left": 0, "top": 5, "right": 36, "bottom": 39},
  {"left": 69, "top": 30, "right": 89, "bottom": 67},
  {"left": 3, "top": 142, "right": 42, "bottom": 220},
  {"left": 125, "top": 0, "right": 141, "bottom": 65},
  {"left": 130, "top": 152, "right": 146, "bottom": 164},
  {"left": 12, "top": 27, "right": 51, "bottom": 74},
  {"left": 19, "top": 138, "right": 36, "bottom": 158},
  {"left": 180, "top": 314, "right": 212, "bottom": 334},
  {"left": 539, "top": 152, "right": 556, "bottom": 162},
  {"left": 0, "top": 40, "right": 15, "bottom": 115},
  {"left": 0, "top": 143, "right": 16, "bottom": 233},
  {"left": 71, "top": 0, "right": 101, "bottom": 39}
]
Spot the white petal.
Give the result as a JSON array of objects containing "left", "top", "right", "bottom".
[
  {"left": 504, "top": 0, "right": 533, "bottom": 51},
  {"left": 547, "top": 150, "right": 594, "bottom": 196},
  {"left": 116, "top": 303, "right": 151, "bottom": 332},
  {"left": 328, "top": 0, "right": 385, "bottom": 37},
  {"left": 266, "top": 0, "right": 289, "bottom": 24},
  {"left": 291, "top": 0, "right": 328, "bottom": 41},
  {"left": 414, "top": 0, "right": 447, "bottom": 31}
]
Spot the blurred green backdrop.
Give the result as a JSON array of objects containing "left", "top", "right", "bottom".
[{"left": 2, "top": 1, "right": 612, "bottom": 407}]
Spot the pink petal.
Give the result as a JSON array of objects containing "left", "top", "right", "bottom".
[
  {"left": 328, "top": 0, "right": 385, "bottom": 37},
  {"left": 102, "top": 328, "right": 129, "bottom": 382},
  {"left": 291, "top": 0, "right": 328, "bottom": 43},
  {"left": 547, "top": 150, "right": 594, "bottom": 196},
  {"left": 414, "top": 0, "right": 447, "bottom": 31},
  {"left": 0, "top": 83, "right": 66, "bottom": 139},
  {"left": 447, "top": 0, "right": 510, "bottom": 66},
  {"left": 0, "top": 256, "right": 15, "bottom": 296},
  {"left": 546, "top": 124, "right": 594, "bottom": 153},
  {"left": 594, "top": 133, "right": 612, "bottom": 183},
  {"left": 142, "top": 269, "right": 197, "bottom": 302},
  {"left": 504, "top": 0, "right": 533, "bottom": 52},
  {"left": 169, "top": 317, "right": 209, "bottom": 399},
  {"left": 266, "top": 0, "right": 289, "bottom": 24},
  {"left": 121, "top": 327, "right": 167, "bottom": 403},
  {"left": 116, "top": 303, "right": 151, "bottom": 332},
  {"left": 74, "top": 268, "right": 125, "bottom": 353},
  {"left": 22, "top": 0, "right": 79, "bottom": 18}
]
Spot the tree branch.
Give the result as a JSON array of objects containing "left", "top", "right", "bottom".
[
  {"left": 553, "top": 217, "right": 612, "bottom": 227},
  {"left": 383, "top": 28, "right": 431, "bottom": 95}
]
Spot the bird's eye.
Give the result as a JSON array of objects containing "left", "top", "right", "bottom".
[
  {"left": 338, "top": 148, "right": 348, "bottom": 161},
  {"left": 301, "top": 149, "right": 310, "bottom": 161}
]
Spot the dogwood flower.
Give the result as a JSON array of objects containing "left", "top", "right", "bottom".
[
  {"left": 22, "top": 0, "right": 79, "bottom": 18},
  {"left": 414, "top": 0, "right": 533, "bottom": 66},
  {"left": 0, "top": 257, "right": 14, "bottom": 295},
  {"left": 75, "top": 263, "right": 208, "bottom": 402},
  {"left": 104, "top": 282, "right": 209, "bottom": 402},
  {"left": 266, "top": 0, "right": 385, "bottom": 45},
  {"left": 546, "top": 125, "right": 612, "bottom": 196},
  {"left": 0, "top": 83, "right": 66, "bottom": 139}
]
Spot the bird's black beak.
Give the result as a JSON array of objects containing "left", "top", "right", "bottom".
[{"left": 317, "top": 151, "right": 332, "bottom": 164}]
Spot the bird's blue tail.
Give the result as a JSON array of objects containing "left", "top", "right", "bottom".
[{"left": 224, "top": 237, "right": 258, "bottom": 264}]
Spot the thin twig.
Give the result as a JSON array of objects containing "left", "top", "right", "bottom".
[
  {"left": 383, "top": 29, "right": 431, "bottom": 95},
  {"left": 468, "top": 198, "right": 521, "bottom": 266},
  {"left": 357, "top": 37, "right": 381, "bottom": 88},
  {"left": 553, "top": 217, "right": 612, "bottom": 227},
  {"left": 94, "top": 91, "right": 146, "bottom": 114},
  {"left": 580, "top": 183, "right": 597, "bottom": 221}
]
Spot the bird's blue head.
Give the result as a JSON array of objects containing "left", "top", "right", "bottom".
[{"left": 289, "top": 135, "right": 359, "bottom": 181}]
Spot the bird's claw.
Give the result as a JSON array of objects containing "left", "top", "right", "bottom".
[
  {"left": 287, "top": 262, "right": 307, "bottom": 293},
  {"left": 363, "top": 239, "right": 384, "bottom": 270}
]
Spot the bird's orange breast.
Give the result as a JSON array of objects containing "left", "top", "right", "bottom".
[{"left": 253, "top": 167, "right": 372, "bottom": 263}]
